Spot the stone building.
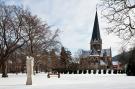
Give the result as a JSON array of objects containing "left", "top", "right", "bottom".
[{"left": 79, "top": 11, "right": 112, "bottom": 70}]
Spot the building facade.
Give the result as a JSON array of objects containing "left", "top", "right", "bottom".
[{"left": 79, "top": 11, "right": 112, "bottom": 70}]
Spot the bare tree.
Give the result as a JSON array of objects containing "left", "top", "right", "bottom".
[
  {"left": 100, "top": 0, "right": 135, "bottom": 41},
  {"left": 22, "top": 12, "right": 61, "bottom": 73},
  {"left": 118, "top": 47, "right": 128, "bottom": 66},
  {"left": 0, "top": 3, "right": 29, "bottom": 77},
  {"left": 22, "top": 11, "right": 61, "bottom": 54},
  {"left": 0, "top": 1, "right": 61, "bottom": 77},
  {"left": 100, "top": 0, "right": 135, "bottom": 75}
]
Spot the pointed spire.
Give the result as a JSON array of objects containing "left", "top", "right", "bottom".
[
  {"left": 110, "top": 46, "right": 112, "bottom": 57},
  {"left": 91, "top": 11, "right": 101, "bottom": 42},
  {"left": 96, "top": 4, "right": 98, "bottom": 11}
]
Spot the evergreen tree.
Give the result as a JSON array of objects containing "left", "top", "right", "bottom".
[
  {"left": 126, "top": 47, "right": 135, "bottom": 76},
  {"left": 60, "top": 47, "right": 72, "bottom": 69},
  {"left": 60, "top": 47, "right": 67, "bottom": 69}
]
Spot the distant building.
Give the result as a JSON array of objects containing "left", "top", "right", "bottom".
[
  {"left": 79, "top": 11, "right": 112, "bottom": 70},
  {"left": 112, "top": 61, "right": 122, "bottom": 70}
]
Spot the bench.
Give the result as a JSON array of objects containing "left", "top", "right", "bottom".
[{"left": 47, "top": 71, "right": 60, "bottom": 78}]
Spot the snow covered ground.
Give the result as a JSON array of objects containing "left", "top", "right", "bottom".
[{"left": 0, "top": 73, "right": 135, "bottom": 89}]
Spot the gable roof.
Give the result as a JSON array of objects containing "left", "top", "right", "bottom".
[{"left": 100, "top": 49, "right": 111, "bottom": 57}]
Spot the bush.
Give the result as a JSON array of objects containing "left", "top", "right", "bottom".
[
  {"left": 88, "top": 70, "right": 91, "bottom": 74},
  {"left": 121, "top": 70, "right": 125, "bottom": 74},
  {"left": 61, "top": 71, "right": 64, "bottom": 74},
  {"left": 83, "top": 70, "right": 87, "bottom": 74},
  {"left": 126, "top": 47, "right": 135, "bottom": 76},
  {"left": 69, "top": 70, "right": 72, "bottom": 74},
  {"left": 74, "top": 70, "right": 77, "bottom": 74},
  {"left": 118, "top": 70, "right": 121, "bottom": 74},
  {"left": 120, "top": 70, "right": 123, "bottom": 74},
  {"left": 108, "top": 70, "right": 111, "bottom": 74},
  {"left": 123, "top": 69, "right": 126, "bottom": 73},
  {"left": 103, "top": 70, "right": 106, "bottom": 74},
  {"left": 79, "top": 70, "right": 82, "bottom": 74},
  {"left": 98, "top": 70, "right": 101, "bottom": 74},
  {"left": 126, "top": 64, "right": 135, "bottom": 76},
  {"left": 113, "top": 70, "right": 117, "bottom": 74},
  {"left": 64, "top": 70, "right": 68, "bottom": 74},
  {"left": 93, "top": 70, "right": 96, "bottom": 74}
]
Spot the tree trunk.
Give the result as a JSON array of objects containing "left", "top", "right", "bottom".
[
  {"left": 1, "top": 61, "right": 8, "bottom": 77},
  {"left": 35, "top": 65, "right": 38, "bottom": 73},
  {"left": 21, "top": 65, "right": 25, "bottom": 73}
]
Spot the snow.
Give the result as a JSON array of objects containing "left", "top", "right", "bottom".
[
  {"left": 0, "top": 73, "right": 135, "bottom": 89},
  {"left": 100, "top": 60, "right": 106, "bottom": 65}
]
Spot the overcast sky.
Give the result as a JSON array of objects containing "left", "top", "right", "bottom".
[{"left": 5, "top": 0, "right": 126, "bottom": 56}]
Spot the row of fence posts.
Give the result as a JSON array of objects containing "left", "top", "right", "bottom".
[{"left": 57, "top": 69, "right": 125, "bottom": 74}]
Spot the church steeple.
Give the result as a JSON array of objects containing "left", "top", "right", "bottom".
[
  {"left": 90, "top": 11, "right": 102, "bottom": 53},
  {"left": 91, "top": 11, "right": 101, "bottom": 42}
]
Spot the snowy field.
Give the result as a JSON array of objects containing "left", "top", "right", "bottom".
[{"left": 0, "top": 73, "right": 135, "bottom": 89}]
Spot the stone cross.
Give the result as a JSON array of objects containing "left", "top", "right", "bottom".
[{"left": 26, "top": 56, "right": 34, "bottom": 85}]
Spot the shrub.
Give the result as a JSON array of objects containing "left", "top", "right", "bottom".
[
  {"left": 79, "top": 70, "right": 82, "bottom": 74},
  {"left": 69, "top": 70, "right": 72, "bottom": 74},
  {"left": 98, "top": 70, "right": 101, "bottom": 74},
  {"left": 83, "top": 70, "right": 87, "bottom": 74},
  {"left": 93, "top": 70, "right": 96, "bottom": 74},
  {"left": 103, "top": 70, "right": 106, "bottom": 74},
  {"left": 113, "top": 70, "right": 117, "bottom": 74},
  {"left": 121, "top": 70, "right": 125, "bottom": 74},
  {"left": 118, "top": 70, "right": 121, "bottom": 74},
  {"left": 126, "top": 63, "right": 135, "bottom": 76},
  {"left": 88, "top": 70, "right": 91, "bottom": 74},
  {"left": 74, "top": 70, "right": 77, "bottom": 74},
  {"left": 108, "top": 70, "right": 111, "bottom": 74},
  {"left": 64, "top": 70, "right": 68, "bottom": 74}
]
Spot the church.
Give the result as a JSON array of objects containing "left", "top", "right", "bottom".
[{"left": 79, "top": 11, "right": 112, "bottom": 70}]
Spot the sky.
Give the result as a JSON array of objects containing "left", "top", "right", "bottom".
[{"left": 5, "top": 0, "right": 126, "bottom": 56}]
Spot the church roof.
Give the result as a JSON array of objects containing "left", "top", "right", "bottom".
[
  {"left": 80, "top": 49, "right": 111, "bottom": 58},
  {"left": 90, "top": 49, "right": 99, "bottom": 55},
  {"left": 100, "top": 49, "right": 111, "bottom": 57},
  {"left": 91, "top": 11, "right": 101, "bottom": 42}
]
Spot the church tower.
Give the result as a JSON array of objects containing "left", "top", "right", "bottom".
[{"left": 90, "top": 11, "right": 102, "bottom": 54}]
